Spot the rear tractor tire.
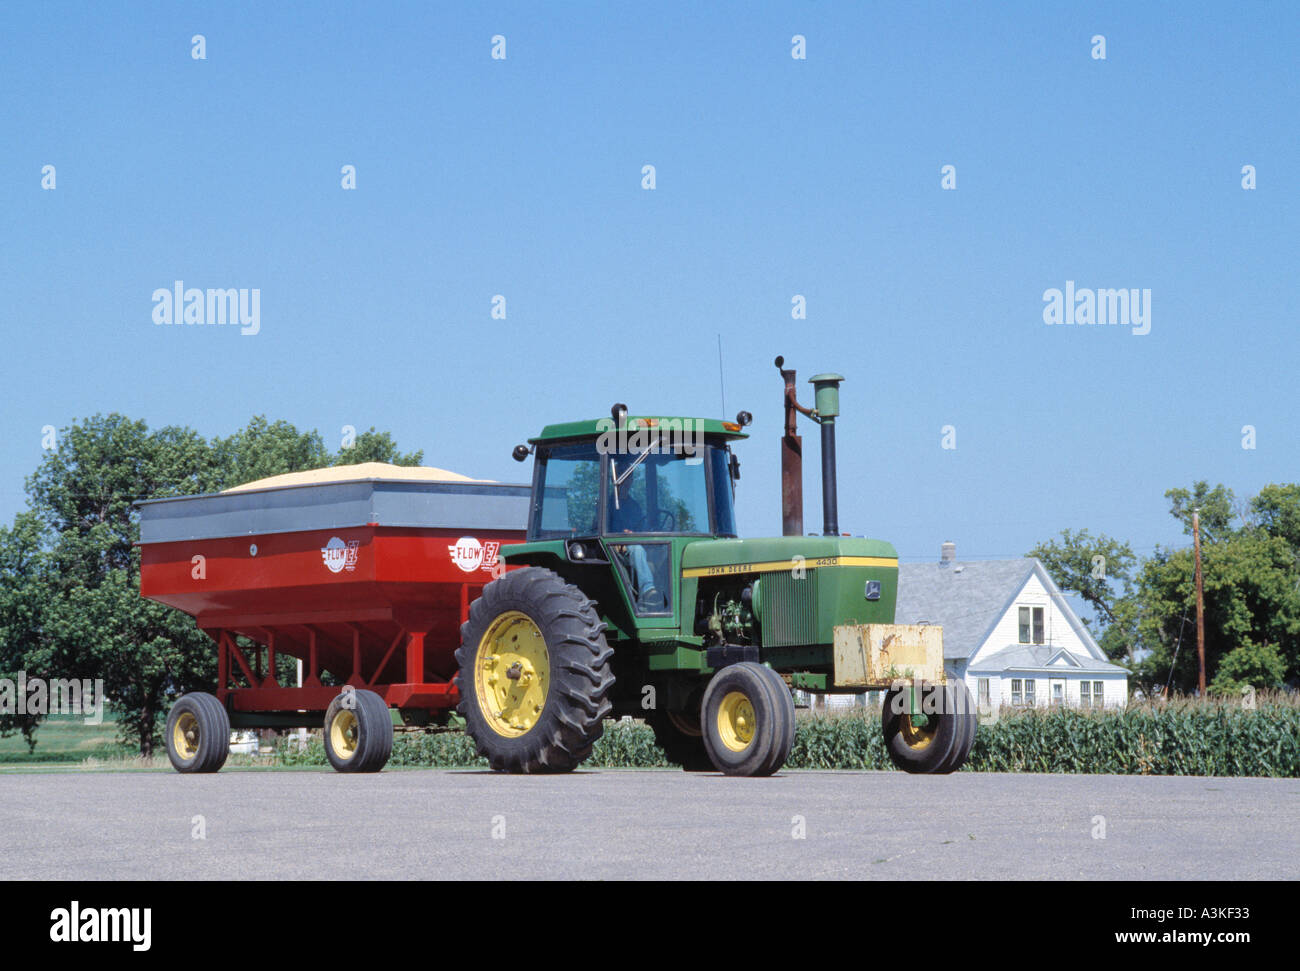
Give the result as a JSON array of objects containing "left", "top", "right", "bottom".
[
  {"left": 323, "top": 688, "right": 394, "bottom": 773},
  {"left": 165, "top": 691, "right": 231, "bottom": 774},
  {"left": 455, "top": 567, "right": 615, "bottom": 773},
  {"left": 699, "top": 662, "right": 795, "bottom": 777},
  {"left": 881, "top": 681, "right": 975, "bottom": 774}
]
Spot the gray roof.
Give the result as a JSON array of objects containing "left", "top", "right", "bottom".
[
  {"left": 969, "top": 644, "right": 1126, "bottom": 674},
  {"left": 895, "top": 557, "right": 1104, "bottom": 663}
]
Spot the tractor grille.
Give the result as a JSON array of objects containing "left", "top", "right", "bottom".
[{"left": 759, "top": 571, "right": 818, "bottom": 648}]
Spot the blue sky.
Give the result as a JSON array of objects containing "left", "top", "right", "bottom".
[{"left": 1, "top": 1, "right": 1295, "bottom": 565}]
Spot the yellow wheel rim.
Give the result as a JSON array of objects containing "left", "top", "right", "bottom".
[
  {"left": 716, "top": 691, "right": 756, "bottom": 753},
  {"left": 173, "top": 711, "right": 200, "bottom": 760},
  {"left": 330, "top": 709, "right": 359, "bottom": 760},
  {"left": 475, "top": 611, "right": 549, "bottom": 738},
  {"left": 899, "top": 713, "right": 937, "bottom": 751}
]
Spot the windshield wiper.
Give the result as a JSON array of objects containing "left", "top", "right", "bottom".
[{"left": 610, "top": 434, "right": 658, "bottom": 508}]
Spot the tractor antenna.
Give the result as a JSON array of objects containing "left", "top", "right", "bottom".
[{"left": 717, "top": 333, "right": 727, "bottom": 415}]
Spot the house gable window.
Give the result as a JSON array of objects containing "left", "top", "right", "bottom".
[{"left": 1018, "top": 606, "right": 1045, "bottom": 645}]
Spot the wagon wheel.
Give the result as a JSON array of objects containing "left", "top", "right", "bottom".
[
  {"left": 323, "top": 688, "right": 394, "bottom": 773},
  {"left": 165, "top": 692, "right": 231, "bottom": 774},
  {"left": 455, "top": 567, "right": 614, "bottom": 773}
]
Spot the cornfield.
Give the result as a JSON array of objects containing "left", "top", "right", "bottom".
[{"left": 274, "top": 693, "right": 1300, "bottom": 776}]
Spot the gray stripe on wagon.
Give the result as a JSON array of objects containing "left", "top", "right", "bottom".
[{"left": 135, "top": 480, "right": 531, "bottom": 544}]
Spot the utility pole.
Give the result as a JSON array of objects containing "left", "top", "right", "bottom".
[{"left": 1193, "top": 508, "right": 1206, "bottom": 695}]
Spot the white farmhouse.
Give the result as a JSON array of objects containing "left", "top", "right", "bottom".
[{"left": 895, "top": 543, "right": 1128, "bottom": 709}]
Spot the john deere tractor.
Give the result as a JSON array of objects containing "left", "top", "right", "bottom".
[{"left": 454, "top": 358, "right": 976, "bottom": 776}]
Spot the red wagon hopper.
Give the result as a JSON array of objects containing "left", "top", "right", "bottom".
[{"left": 137, "top": 463, "right": 529, "bottom": 773}]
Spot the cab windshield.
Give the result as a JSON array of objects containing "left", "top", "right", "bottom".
[{"left": 528, "top": 438, "right": 738, "bottom": 540}]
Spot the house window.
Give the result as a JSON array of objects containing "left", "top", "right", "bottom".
[
  {"left": 1024, "top": 679, "right": 1036, "bottom": 706},
  {"left": 1092, "top": 681, "right": 1103, "bottom": 708},
  {"left": 1018, "top": 606, "right": 1045, "bottom": 645},
  {"left": 977, "top": 678, "right": 990, "bottom": 706},
  {"left": 1010, "top": 679, "right": 1023, "bottom": 706},
  {"left": 1080, "top": 681, "right": 1091, "bottom": 707}
]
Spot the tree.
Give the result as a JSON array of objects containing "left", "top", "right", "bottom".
[
  {"left": 0, "top": 513, "right": 53, "bottom": 748},
  {"left": 1252, "top": 483, "right": 1300, "bottom": 557},
  {"left": 1164, "top": 481, "right": 1241, "bottom": 541},
  {"left": 210, "top": 416, "right": 332, "bottom": 488},
  {"left": 1032, "top": 482, "right": 1300, "bottom": 692},
  {"left": 1209, "top": 638, "right": 1287, "bottom": 695},
  {"left": 336, "top": 427, "right": 423, "bottom": 467},
  {"left": 1133, "top": 527, "right": 1300, "bottom": 694},
  {"left": 1028, "top": 528, "right": 1136, "bottom": 628}
]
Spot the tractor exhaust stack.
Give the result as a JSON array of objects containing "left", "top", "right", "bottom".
[
  {"left": 775, "top": 356, "right": 804, "bottom": 537},
  {"left": 775, "top": 358, "right": 845, "bottom": 537}
]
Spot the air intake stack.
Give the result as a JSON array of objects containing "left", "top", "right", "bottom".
[{"left": 809, "top": 373, "right": 844, "bottom": 537}]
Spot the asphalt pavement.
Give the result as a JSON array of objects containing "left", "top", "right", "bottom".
[{"left": 3, "top": 768, "right": 1295, "bottom": 880}]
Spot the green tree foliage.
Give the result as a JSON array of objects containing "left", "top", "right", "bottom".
[
  {"left": 0, "top": 413, "right": 423, "bottom": 754},
  {"left": 337, "top": 427, "right": 423, "bottom": 467},
  {"left": 210, "top": 416, "right": 332, "bottom": 488},
  {"left": 1134, "top": 530, "right": 1300, "bottom": 694},
  {"left": 0, "top": 513, "right": 52, "bottom": 746},
  {"left": 1164, "top": 481, "right": 1240, "bottom": 540},
  {"left": 1209, "top": 639, "right": 1287, "bottom": 695},
  {"left": 1034, "top": 482, "right": 1300, "bottom": 696},
  {"left": 1251, "top": 483, "right": 1300, "bottom": 558},
  {"left": 1028, "top": 528, "right": 1135, "bottom": 626}
]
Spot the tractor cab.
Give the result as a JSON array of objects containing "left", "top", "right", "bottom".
[{"left": 512, "top": 407, "right": 750, "bottom": 618}]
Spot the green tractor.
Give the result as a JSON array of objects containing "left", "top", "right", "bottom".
[{"left": 454, "top": 358, "right": 977, "bottom": 776}]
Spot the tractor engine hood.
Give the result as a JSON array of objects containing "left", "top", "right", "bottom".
[{"left": 679, "top": 535, "right": 898, "bottom": 578}]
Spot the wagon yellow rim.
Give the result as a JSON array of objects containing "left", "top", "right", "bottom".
[
  {"left": 173, "top": 711, "right": 200, "bottom": 760},
  {"left": 899, "top": 713, "right": 937, "bottom": 751},
  {"left": 476, "top": 610, "right": 549, "bottom": 738},
  {"left": 716, "top": 691, "right": 756, "bottom": 752},
  {"left": 330, "top": 709, "right": 359, "bottom": 760}
]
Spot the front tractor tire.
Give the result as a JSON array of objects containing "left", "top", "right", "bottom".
[
  {"left": 455, "top": 567, "right": 614, "bottom": 773},
  {"left": 165, "top": 691, "right": 231, "bottom": 774},
  {"left": 699, "top": 662, "right": 795, "bottom": 777},
  {"left": 881, "top": 681, "right": 976, "bottom": 774}
]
